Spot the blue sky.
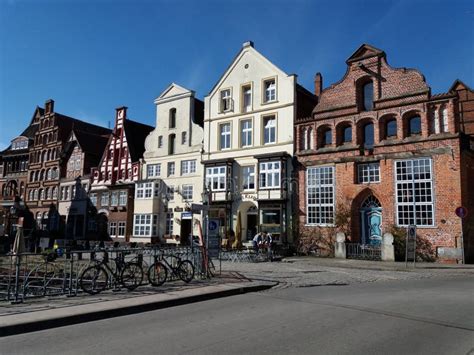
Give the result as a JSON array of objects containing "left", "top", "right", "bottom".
[{"left": 0, "top": 0, "right": 472, "bottom": 150}]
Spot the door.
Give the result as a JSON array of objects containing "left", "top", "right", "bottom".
[
  {"left": 247, "top": 214, "right": 257, "bottom": 240},
  {"left": 180, "top": 219, "right": 192, "bottom": 245},
  {"left": 360, "top": 195, "right": 382, "bottom": 245}
]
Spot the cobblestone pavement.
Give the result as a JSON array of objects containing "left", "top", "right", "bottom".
[{"left": 218, "top": 258, "right": 474, "bottom": 290}]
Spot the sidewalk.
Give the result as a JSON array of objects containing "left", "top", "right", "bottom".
[
  {"left": 282, "top": 256, "right": 474, "bottom": 272},
  {"left": 0, "top": 271, "right": 275, "bottom": 337}
]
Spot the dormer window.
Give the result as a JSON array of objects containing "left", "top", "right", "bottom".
[
  {"left": 220, "top": 89, "right": 232, "bottom": 112},
  {"left": 169, "top": 108, "right": 176, "bottom": 128},
  {"left": 242, "top": 85, "right": 252, "bottom": 112},
  {"left": 360, "top": 80, "right": 374, "bottom": 111}
]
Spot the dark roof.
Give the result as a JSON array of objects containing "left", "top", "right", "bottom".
[
  {"left": 56, "top": 113, "right": 111, "bottom": 137},
  {"left": 0, "top": 107, "right": 41, "bottom": 156},
  {"left": 123, "top": 119, "right": 154, "bottom": 162},
  {"left": 449, "top": 79, "right": 473, "bottom": 93},
  {"left": 62, "top": 129, "right": 111, "bottom": 168},
  {"left": 346, "top": 44, "right": 385, "bottom": 64}
]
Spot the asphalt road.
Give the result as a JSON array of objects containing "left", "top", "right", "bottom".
[{"left": 1, "top": 276, "right": 473, "bottom": 355}]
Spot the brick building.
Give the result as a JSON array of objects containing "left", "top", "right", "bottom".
[
  {"left": 295, "top": 44, "right": 474, "bottom": 263},
  {"left": 90, "top": 107, "right": 153, "bottom": 242},
  {"left": 25, "top": 100, "right": 111, "bottom": 241}
]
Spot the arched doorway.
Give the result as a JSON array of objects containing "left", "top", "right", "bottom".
[
  {"left": 360, "top": 195, "right": 382, "bottom": 245},
  {"left": 246, "top": 205, "right": 258, "bottom": 240}
]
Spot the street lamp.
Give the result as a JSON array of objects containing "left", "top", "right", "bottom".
[{"left": 201, "top": 183, "right": 212, "bottom": 251}]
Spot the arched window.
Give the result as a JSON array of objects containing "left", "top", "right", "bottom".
[
  {"left": 47, "top": 149, "right": 51, "bottom": 161},
  {"left": 30, "top": 171, "right": 35, "bottom": 182},
  {"left": 169, "top": 108, "right": 176, "bottom": 128},
  {"left": 46, "top": 169, "right": 52, "bottom": 180},
  {"left": 302, "top": 128, "right": 308, "bottom": 150},
  {"left": 46, "top": 187, "right": 51, "bottom": 200},
  {"left": 28, "top": 190, "right": 33, "bottom": 201},
  {"left": 319, "top": 127, "right": 332, "bottom": 148},
  {"left": 361, "top": 81, "right": 374, "bottom": 111},
  {"left": 408, "top": 116, "right": 422, "bottom": 136},
  {"left": 34, "top": 189, "right": 38, "bottom": 200},
  {"left": 343, "top": 126, "right": 352, "bottom": 143},
  {"left": 363, "top": 122, "right": 374, "bottom": 148},
  {"left": 39, "top": 189, "right": 44, "bottom": 200},
  {"left": 440, "top": 105, "right": 448, "bottom": 133},
  {"left": 35, "top": 171, "right": 39, "bottom": 181},
  {"left": 386, "top": 119, "right": 397, "bottom": 138},
  {"left": 20, "top": 182, "right": 24, "bottom": 196},
  {"left": 52, "top": 187, "right": 58, "bottom": 199},
  {"left": 308, "top": 128, "right": 314, "bottom": 149},
  {"left": 52, "top": 167, "right": 58, "bottom": 179},
  {"left": 168, "top": 134, "right": 176, "bottom": 155},
  {"left": 40, "top": 170, "right": 45, "bottom": 181}
]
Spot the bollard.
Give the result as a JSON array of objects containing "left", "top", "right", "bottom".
[
  {"left": 381, "top": 233, "right": 395, "bottom": 261},
  {"left": 335, "top": 232, "right": 346, "bottom": 259}
]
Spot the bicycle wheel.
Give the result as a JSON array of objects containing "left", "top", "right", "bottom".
[
  {"left": 79, "top": 266, "right": 108, "bottom": 295},
  {"left": 147, "top": 261, "right": 168, "bottom": 286},
  {"left": 207, "top": 258, "right": 216, "bottom": 277},
  {"left": 120, "top": 262, "right": 144, "bottom": 290},
  {"left": 177, "top": 260, "right": 194, "bottom": 283}
]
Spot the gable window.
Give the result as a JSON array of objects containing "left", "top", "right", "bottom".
[
  {"left": 441, "top": 106, "right": 448, "bottom": 133},
  {"left": 240, "top": 119, "right": 252, "bottom": 147},
  {"left": 181, "top": 160, "right": 196, "bottom": 175},
  {"left": 361, "top": 81, "right": 374, "bottom": 111},
  {"left": 169, "top": 108, "right": 176, "bottom": 128},
  {"left": 358, "top": 162, "right": 380, "bottom": 183},
  {"left": 306, "top": 166, "right": 335, "bottom": 225},
  {"left": 259, "top": 161, "right": 281, "bottom": 189},
  {"left": 242, "top": 85, "right": 252, "bottom": 112},
  {"left": 343, "top": 126, "right": 352, "bottom": 143},
  {"left": 242, "top": 166, "right": 255, "bottom": 190},
  {"left": 168, "top": 162, "right": 175, "bottom": 176},
  {"left": 263, "top": 116, "right": 276, "bottom": 144},
  {"left": 206, "top": 166, "right": 226, "bottom": 191},
  {"left": 158, "top": 136, "right": 163, "bottom": 148},
  {"left": 220, "top": 123, "right": 231, "bottom": 150},
  {"left": 181, "top": 131, "right": 187, "bottom": 145},
  {"left": 147, "top": 164, "right": 161, "bottom": 178},
  {"left": 263, "top": 79, "right": 276, "bottom": 103},
  {"left": 220, "top": 89, "right": 232, "bottom": 112},
  {"left": 168, "top": 134, "right": 176, "bottom": 155},
  {"left": 319, "top": 127, "right": 332, "bottom": 147},
  {"left": 182, "top": 184, "right": 193, "bottom": 201},
  {"left": 395, "top": 158, "right": 434, "bottom": 226},
  {"left": 408, "top": 116, "right": 422, "bottom": 136}
]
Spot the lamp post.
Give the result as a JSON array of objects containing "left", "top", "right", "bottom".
[
  {"left": 161, "top": 191, "right": 169, "bottom": 244},
  {"left": 201, "top": 184, "right": 211, "bottom": 251}
]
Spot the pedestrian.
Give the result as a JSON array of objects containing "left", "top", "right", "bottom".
[
  {"left": 264, "top": 231, "right": 273, "bottom": 261},
  {"left": 252, "top": 232, "right": 263, "bottom": 254}
]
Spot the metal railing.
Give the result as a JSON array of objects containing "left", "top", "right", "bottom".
[
  {"left": 0, "top": 245, "right": 212, "bottom": 303},
  {"left": 346, "top": 243, "right": 381, "bottom": 261}
]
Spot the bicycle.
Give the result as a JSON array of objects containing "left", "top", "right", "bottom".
[
  {"left": 147, "top": 253, "right": 194, "bottom": 286},
  {"left": 79, "top": 251, "right": 144, "bottom": 295}
]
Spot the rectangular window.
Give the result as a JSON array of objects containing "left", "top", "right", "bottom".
[
  {"left": 242, "top": 85, "right": 252, "bottom": 112},
  {"left": 181, "top": 160, "right": 197, "bottom": 175},
  {"left": 220, "top": 123, "right": 231, "bottom": 150},
  {"left": 220, "top": 89, "right": 232, "bottom": 112},
  {"left": 109, "top": 222, "right": 117, "bottom": 238},
  {"left": 158, "top": 136, "right": 163, "bottom": 148},
  {"left": 306, "top": 166, "right": 335, "bottom": 225},
  {"left": 119, "top": 191, "right": 127, "bottom": 206},
  {"left": 117, "top": 221, "right": 126, "bottom": 237},
  {"left": 181, "top": 131, "right": 187, "bottom": 145},
  {"left": 395, "top": 158, "right": 434, "bottom": 226},
  {"left": 90, "top": 193, "right": 97, "bottom": 206},
  {"left": 242, "top": 166, "right": 255, "bottom": 190},
  {"left": 264, "top": 79, "right": 276, "bottom": 103},
  {"left": 358, "top": 163, "right": 380, "bottom": 183},
  {"left": 111, "top": 192, "right": 118, "bottom": 206},
  {"left": 263, "top": 116, "right": 276, "bottom": 144},
  {"left": 101, "top": 193, "right": 109, "bottom": 207},
  {"left": 206, "top": 166, "right": 226, "bottom": 191},
  {"left": 147, "top": 164, "right": 161, "bottom": 178},
  {"left": 182, "top": 184, "right": 193, "bottom": 201},
  {"left": 133, "top": 214, "right": 152, "bottom": 236},
  {"left": 240, "top": 119, "right": 252, "bottom": 147},
  {"left": 259, "top": 161, "right": 281, "bottom": 189},
  {"left": 136, "top": 182, "right": 153, "bottom": 199},
  {"left": 168, "top": 162, "right": 175, "bottom": 176},
  {"left": 167, "top": 185, "right": 175, "bottom": 201},
  {"left": 166, "top": 212, "right": 174, "bottom": 235}
]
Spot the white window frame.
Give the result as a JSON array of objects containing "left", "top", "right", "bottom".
[
  {"left": 181, "top": 131, "right": 187, "bottom": 145},
  {"left": 181, "top": 160, "right": 197, "bottom": 176},
  {"left": 220, "top": 123, "right": 231, "bottom": 150},
  {"left": 119, "top": 191, "right": 127, "bottom": 206},
  {"left": 206, "top": 166, "right": 226, "bottom": 191},
  {"left": 240, "top": 119, "right": 252, "bottom": 147},
  {"left": 117, "top": 221, "right": 126, "bottom": 237},
  {"left": 168, "top": 162, "right": 175, "bottom": 176},
  {"left": 263, "top": 116, "right": 276, "bottom": 144},
  {"left": 165, "top": 212, "right": 174, "bottom": 235},
  {"left": 109, "top": 222, "right": 117, "bottom": 238},
  {"left": 259, "top": 162, "right": 281, "bottom": 189},
  {"left": 158, "top": 136, "right": 163, "bottom": 148},
  {"left": 181, "top": 184, "right": 193, "bottom": 201},
  {"left": 133, "top": 214, "right": 155, "bottom": 237},
  {"left": 242, "top": 85, "right": 252, "bottom": 112},
  {"left": 395, "top": 158, "right": 435, "bottom": 227},
  {"left": 147, "top": 164, "right": 161, "bottom": 178},
  {"left": 101, "top": 192, "right": 109, "bottom": 206},
  {"left": 220, "top": 89, "right": 232, "bottom": 112},
  {"left": 264, "top": 79, "right": 276, "bottom": 103},
  {"left": 167, "top": 185, "right": 175, "bottom": 201},
  {"left": 110, "top": 191, "right": 119, "bottom": 206},
  {"left": 136, "top": 182, "right": 153, "bottom": 199},
  {"left": 306, "top": 166, "right": 335, "bottom": 226},
  {"left": 358, "top": 162, "right": 381, "bottom": 184},
  {"left": 242, "top": 166, "right": 255, "bottom": 191}
]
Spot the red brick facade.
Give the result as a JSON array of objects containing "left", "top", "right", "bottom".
[{"left": 295, "top": 44, "right": 474, "bottom": 263}]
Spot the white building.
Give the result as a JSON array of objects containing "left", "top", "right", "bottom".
[
  {"left": 132, "top": 83, "right": 204, "bottom": 244},
  {"left": 202, "top": 41, "right": 316, "bottom": 244}
]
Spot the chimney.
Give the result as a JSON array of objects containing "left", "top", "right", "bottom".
[
  {"left": 115, "top": 106, "right": 128, "bottom": 122},
  {"left": 45, "top": 99, "right": 55, "bottom": 114},
  {"left": 314, "top": 73, "right": 323, "bottom": 97},
  {"left": 243, "top": 41, "right": 254, "bottom": 48}
]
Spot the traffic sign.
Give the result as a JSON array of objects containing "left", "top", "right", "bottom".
[{"left": 455, "top": 206, "right": 468, "bottom": 219}]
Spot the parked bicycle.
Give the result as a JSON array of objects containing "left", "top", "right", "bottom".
[
  {"left": 79, "top": 251, "right": 144, "bottom": 295},
  {"left": 147, "top": 253, "right": 194, "bottom": 286}
]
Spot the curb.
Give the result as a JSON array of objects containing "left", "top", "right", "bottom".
[{"left": 0, "top": 282, "right": 275, "bottom": 337}]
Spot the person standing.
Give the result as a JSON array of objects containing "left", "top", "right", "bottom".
[{"left": 252, "top": 232, "right": 263, "bottom": 254}]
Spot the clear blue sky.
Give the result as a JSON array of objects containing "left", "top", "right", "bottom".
[{"left": 0, "top": 0, "right": 473, "bottom": 150}]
